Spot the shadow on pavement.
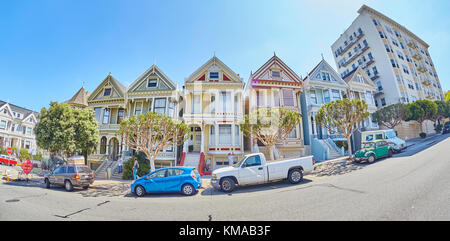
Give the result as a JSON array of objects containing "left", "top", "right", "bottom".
[
  {"left": 394, "top": 133, "right": 449, "bottom": 157},
  {"left": 200, "top": 179, "right": 313, "bottom": 196}
]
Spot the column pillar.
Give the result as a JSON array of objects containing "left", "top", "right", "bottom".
[
  {"left": 215, "top": 123, "right": 219, "bottom": 147},
  {"left": 200, "top": 123, "right": 205, "bottom": 153}
]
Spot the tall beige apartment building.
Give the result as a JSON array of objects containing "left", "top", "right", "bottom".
[{"left": 331, "top": 5, "right": 444, "bottom": 108}]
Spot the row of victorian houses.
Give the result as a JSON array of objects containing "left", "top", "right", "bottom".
[{"left": 65, "top": 54, "right": 379, "bottom": 174}]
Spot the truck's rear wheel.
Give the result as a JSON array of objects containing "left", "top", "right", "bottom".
[
  {"left": 288, "top": 168, "right": 303, "bottom": 184},
  {"left": 220, "top": 177, "right": 235, "bottom": 193}
]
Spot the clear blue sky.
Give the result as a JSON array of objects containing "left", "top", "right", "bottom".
[{"left": 1, "top": 0, "right": 449, "bottom": 112}]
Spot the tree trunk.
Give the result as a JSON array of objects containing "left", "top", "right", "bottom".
[
  {"left": 149, "top": 156, "right": 156, "bottom": 172},
  {"left": 267, "top": 144, "right": 275, "bottom": 161},
  {"left": 346, "top": 136, "right": 353, "bottom": 161}
]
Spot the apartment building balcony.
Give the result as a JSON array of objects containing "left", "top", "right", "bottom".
[
  {"left": 374, "top": 88, "right": 384, "bottom": 96},
  {"left": 422, "top": 80, "right": 432, "bottom": 87},
  {"left": 361, "top": 58, "right": 375, "bottom": 69},
  {"left": 412, "top": 54, "right": 422, "bottom": 61},
  {"left": 341, "top": 45, "right": 370, "bottom": 68},
  {"left": 371, "top": 73, "right": 380, "bottom": 81},
  {"left": 417, "top": 66, "right": 427, "bottom": 73},
  {"left": 338, "top": 31, "right": 365, "bottom": 56},
  {"left": 407, "top": 41, "right": 419, "bottom": 50}
]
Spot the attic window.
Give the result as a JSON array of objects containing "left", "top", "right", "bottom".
[
  {"left": 272, "top": 71, "right": 281, "bottom": 78},
  {"left": 148, "top": 79, "right": 157, "bottom": 88},
  {"left": 357, "top": 74, "right": 364, "bottom": 83},
  {"left": 210, "top": 72, "right": 219, "bottom": 79},
  {"left": 104, "top": 88, "right": 111, "bottom": 96}
]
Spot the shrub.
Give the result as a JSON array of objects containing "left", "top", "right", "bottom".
[
  {"left": 419, "top": 132, "right": 427, "bottom": 139},
  {"left": 434, "top": 124, "right": 443, "bottom": 133},
  {"left": 122, "top": 152, "right": 150, "bottom": 180},
  {"left": 334, "top": 140, "right": 348, "bottom": 151}
]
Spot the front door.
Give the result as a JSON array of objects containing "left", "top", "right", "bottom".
[
  {"left": 109, "top": 138, "right": 119, "bottom": 161},
  {"left": 193, "top": 134, "right": 201, "bottom": 152}
]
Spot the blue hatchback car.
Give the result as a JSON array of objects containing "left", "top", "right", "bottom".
[{"left": 131, "top": 167, "right": 202, "bottom": 197}]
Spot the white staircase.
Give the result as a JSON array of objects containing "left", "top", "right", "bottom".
[
  {"left": 321, "top": 140, "right": 343, "bottom": 160},
  {"left": 95, "top": 160, "right": 116, "bottom": 180},
  {"left": 183, "top": 152, "right": 201, "bottom": 168}
]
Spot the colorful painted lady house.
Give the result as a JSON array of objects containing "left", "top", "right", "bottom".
[
  {"left": 181, "top": 55, "right": 244, "bottom": 175},
  {"left": 244, "top": 54, "right": 310, "bottom": 159},
  {"left": 86, "top": 74, "right": 127, "bottom": 170},
  {"left": 303, "top": 58, "right": 378, "bottom": 161},
  {"left": 123, "top": 64, "right": 183, "bottom": 168}
]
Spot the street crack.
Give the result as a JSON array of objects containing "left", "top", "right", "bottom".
[
  {"left": 54, "top": 208, "right": 90, "bottom": 219},
  {"left": 97, "top": 200, "right": 110, "bottom": 206}
]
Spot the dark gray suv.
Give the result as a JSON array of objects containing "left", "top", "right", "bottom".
[{"left": 44, "top": 165, "right": 95, "bottom": 191}]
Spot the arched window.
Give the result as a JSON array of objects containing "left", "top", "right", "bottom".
[{"left": 100, "top": 137, "right": 107, "bottom": 154}]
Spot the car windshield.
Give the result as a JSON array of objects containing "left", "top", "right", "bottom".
[
  {"left": 232, "top": 156, "right": 247, "bottom": 168},
  {"left": 385, "top": 130, "right": 397, "bottom": 139},
  {"left": 362, "top": 142, "right": 375, "bottom": 149}
]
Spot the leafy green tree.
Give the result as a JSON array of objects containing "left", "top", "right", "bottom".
[
  {"left": 240, "top": 107, "right": 302, "bottom": 161},
  {"left": 72, "top": 108, "right": 99, "bottom": 165},
  {"left": 118, "top": 112, "right": 190, "bottom": 172},
  {"left": 34, "top": 101, "right": 99, "bottom": 163},
  {"left": 445, "top": 91, "right": 450, "bottom": 102},
  {"left": 372, "top": 103, "right": 410, "bottom": 129},
  {"left": 432, "top": 100, "right": 450, "bottom": 122},
  {"left": 19, "top": 148, "right": 31, "bottom": 160},
  {"left": 315, "top": 99, "right": 369, "bottom": 160},
  {"left": 35, "top": 102, "right": 77, "bottom": 159},
  {"left": 406, "top": 100, "right": 437, "bottom": 133}
]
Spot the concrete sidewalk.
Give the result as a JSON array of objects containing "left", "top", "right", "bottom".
[{"left": 405, "top": 133, "right": 440, "bottom": 147}]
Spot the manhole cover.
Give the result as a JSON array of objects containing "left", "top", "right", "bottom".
[{"left": 5, "top": 199, "right": 20, "bottom": 203}]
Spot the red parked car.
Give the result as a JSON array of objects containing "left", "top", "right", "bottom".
[{"left": 0, "top": 155, "right": 18, "bottom": 166}]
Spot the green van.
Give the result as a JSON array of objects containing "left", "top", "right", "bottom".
[{"left": 354, "top": 140, "right": 393, "bottom": 163}]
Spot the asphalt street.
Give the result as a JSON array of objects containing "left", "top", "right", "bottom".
[{"left": 1, "top": 134, "right": 449, "bottom": 221}]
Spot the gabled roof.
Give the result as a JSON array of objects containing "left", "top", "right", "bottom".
[
  {"left": 65, "top": 86, "right": 91, "bottom": 107},
  {"left": 303, "top": 59, "right": 347, "bottom": 88},
  {"left": 128, "top": 64, "right": 176, "bottom": 93},
  {"left": 0, "top": 100, "right": 39, "bottom": 121},
  {"left": 185, "top": 55, "right": 242, "bottom": 84},
  {"left": 343, "top": 66, "right": 376, "bottom": 90},
  {"left": 250, "top": 54, "right": 302, "bottom": 83},
  {"left": 88, "top": 74, "right": 126, "bottom": 102}
]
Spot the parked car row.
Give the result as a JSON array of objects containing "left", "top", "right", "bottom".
[
  {"left": 41, "top": 135, "right": 414, "bottom": 196},
  {"left": 130, "top": 152, "right": 315, "bottom": 197}
]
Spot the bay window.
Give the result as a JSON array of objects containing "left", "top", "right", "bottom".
[
  {"left": 218, "top": 124, "right": 232, "bottom": 146},
  {"left": 154, "top": 98, "right": 166, "bottom": 115},
  {"left": 282, "top": 89, "right": 295, "bottom": 107},
  {"left": 102, "top": 109, "right": 110, "bottom": 124}
]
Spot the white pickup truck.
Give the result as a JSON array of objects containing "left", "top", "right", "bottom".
[{"left": 211, "top": 153, "right": 315, "bottom": 192}]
